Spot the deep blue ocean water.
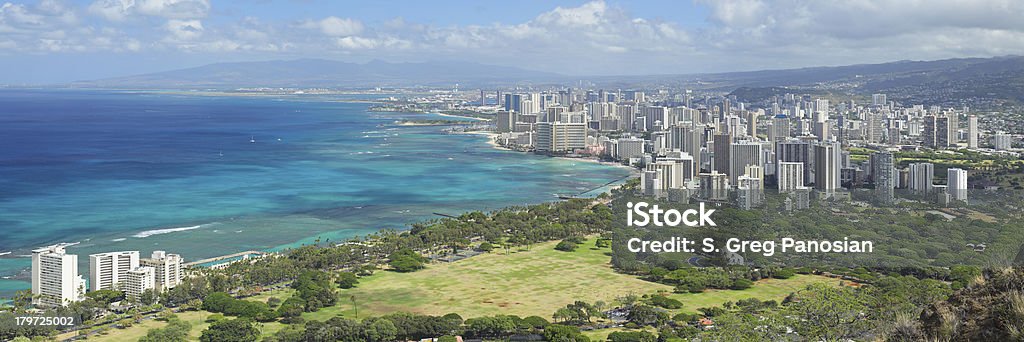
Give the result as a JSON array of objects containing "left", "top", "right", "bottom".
[{"left": 0, "top": 89, "right": 631, "bottom": 298}]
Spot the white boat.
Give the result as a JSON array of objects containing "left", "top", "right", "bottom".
[{"left": 249, "top": 136, "right": 256, "bottom": 143}]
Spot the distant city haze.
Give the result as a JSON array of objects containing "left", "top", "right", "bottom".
[{"left": 2, "top": 0, "right": 1024, "bottom": 84}]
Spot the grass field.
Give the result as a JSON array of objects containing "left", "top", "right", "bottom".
[
  {"left": 76, "top": 310, "right": 213, "bottom": 342},
  {"left": 304, "top": 237, "right": 673, "bottom": 320},
  {"left": 667, "top": 274, "right": 841, "bottom": 314},
  {"left": 82, "top": 237, "right": 840, "bottom": 341}
]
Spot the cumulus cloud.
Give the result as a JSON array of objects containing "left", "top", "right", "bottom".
[
  {"left": 88, "top": 0, "right": 209, "bottom": 20},
  {"left": 302, "top": 16, "right": 363, "bottom": 36},
  {"left": 6, "top": 0, "right": 1024, "bottom": 76},
  {"left": 165, "top": 18, "right": 202, "bottom": 40}
]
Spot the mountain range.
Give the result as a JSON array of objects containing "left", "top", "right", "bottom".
[
  {"left": 72, "top": 59, "right": 562, "bottom": 88},
  {"left": 70, "top": 56, "right": 1024, "bottom": 107}
]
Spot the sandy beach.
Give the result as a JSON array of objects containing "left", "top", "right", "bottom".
[{"left": 434, "top": 112, "right": 490, "bottom": 121}]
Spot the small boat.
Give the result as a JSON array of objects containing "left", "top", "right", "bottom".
[
  {"left": 218, "top": 151, "right": 224, "bottom": 157},
  {"left": 249, "top": 136, "right": 256, "bottom": 143}
]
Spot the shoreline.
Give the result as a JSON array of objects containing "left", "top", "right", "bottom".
[
  {"left": 432, "top": 112, "right": 490, "bottom": 121},
  {"left": 466, "top": 130, "right": 636, "bottom": 171}
]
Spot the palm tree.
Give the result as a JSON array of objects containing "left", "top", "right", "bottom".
[{"left": 350, "top": 295, "right": 358, "bottom": 319}]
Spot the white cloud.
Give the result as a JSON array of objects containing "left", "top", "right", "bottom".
[
  {"left": 6, "top": 0, "right": 1024, "bottom": 76},
  {"left": 336, "top": 36, "right": 410, "bottom": 50},
  {"left": 136, "top": 0, "right": 208, "bottom": 19},
  {"left": 303, "top": 16, "right": 363, "bottom": 36},
  {"left": 88, "top": 0, "right": 208, "bottom": 20},
  {"left": 534, "top": 0, "right": 608, "bottom": 27},
  {"left": 165, "top": 19, "right": 202, "bottom": 40},
  {"left": 88, "top": 0, "right": 134, "bottom": 21}
]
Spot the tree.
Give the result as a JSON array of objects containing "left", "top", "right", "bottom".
[
  {"left": 265, "top": 325, "right": 305, "bottom": 342},
  {"left": 362, "top": 317, "right": 398, "bottom": 341},
  {"left": 336, "top": 272, "right": 359, "bottom": 289},
  {"left": 627, "top": 305, "right": 669, "bottom": 326},
  {"left": 277, "top": 296, "right": 306, "bottom": 323},
  {"left": 139, "top": 289, "right": 159, "bottom": 306},
  {"left": 544, "top": 324, "right": 590, "bottom": 342},
  {"left": 465, "top": 315, "right": 517, "bottom": 338},
  {"left": 607, "top": 331, "right": 657, "bottom": 342},
  {"left": 555, "top": 240, "right": 578, "bottom": 252},
  {"left": 478, "top": 242, "right": 494, "bottom": 252},
  {"left": 85, "top": 289, "right": 124, "bottom": 305},
  {"left": 785, "top": 284, "right": 872, "bottom": 341},
  {"left": 388, "top": 249, "right": 427, "bottom": 272},
  {"left": 266, "top": 296, "right": 282, "bottom": 308},
  {"left": 522, "top": 315, "right": 550, "bottom": 330},
  {"left": 199, "top": 318, "right": 260, "bottom": 342},
  {"left": 773, "top": 268, "right": 796, "bottom": 279},
  {"left": 731, "top": 278, "right": 754, "bottom": 290}
]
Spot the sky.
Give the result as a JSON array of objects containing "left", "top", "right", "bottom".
[{"left": 2, "top": 0, "right": 1024, "bottom": 84}]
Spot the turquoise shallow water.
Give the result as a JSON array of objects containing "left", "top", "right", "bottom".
[{"left": 0, "top": 90, "right": 632, "bottom": 298}]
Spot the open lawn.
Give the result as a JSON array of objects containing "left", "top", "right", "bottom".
[
  {"left": 667, "top": 274, "right": 842, "bottom": 314},
  {"left": 305, "top": 238, "right": 673, "bottom": 320},
  {"left": 81, "top": 238, "right": 841, "bottom": 341},
  {"left": 74, "top": 310, "right": 287, "bottom": 342},
  {"left": 77, "top": 310, "right": 214, "bottom": 342}
]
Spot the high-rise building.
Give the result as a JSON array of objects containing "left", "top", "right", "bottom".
[
  {"left": 535, "top": 122, "right": 587, "bottom": 153},
  {"left": 496, "top": 110, "right": 516, "bottom": 133},
  {"left": 777, "top": 162, "right": 804, "bottom": 193},
  {"left": 872, "top": 152, "right": 896, "bottom": 205},
  {"left": 908, "top": 163, "right": 934, "bottom": 193},
  {"left": 814, "top": 99, "right": 829, "bottom": 123},
  {"left": 122, "top": 267, "right": 155, "bottom": 301},
  {"left": 641, "top": 106, "right": 669, "bottom": 131},
  {"left": 776, "top": 139, "right": 812, "bottom": 185},
  {"left": 813, "top": 120, "right": 830, "bottom": 142},
  {"left": 736, "top": 168, "right": 764, "bottom": 210},
  {"left": 32, "top": 244, "right": 85, "bottom": 307},
  {"left": 813, "top": 142, "right": 841, "bottom": 194},
  {"left": 968, "top": 115, "right": 979, "bottom": 149},
  {"left": 922, "top": 115, "right": 937, "bottom": 148},
  {"left": 683, "top": 126, "right": 703, "bottom": 163},
  {"left": 729, "top": 141, "right": 763, "bottom": 184},
  {"left": 712, "top": 134, "right": 733, "bottom": 176},
  {"left": 544, "top": 105, "right": 567, "bottom": 123},
  {"left": 936, "top": 115, "right": 950, "bottom": 147},
  {"left": 141, "top": 251, "right": 183, "bottom": 291},
  {"left": 947, "top": 113, "right": 959, "bottom": 145},
  {"left": 992, "top": 132, "right": 1012, "bottom": 150},
  {"left": 614, "top": 137, "right": 645, "bottom": 161},
  {"left": 867, "top": 112, "right": 884, "bottom": 143},
  {"left": 89, "top": 251, "right": 139, "bottom": 292},
  {"left": 947, "top": 168, "right": 968, "bottom": 203},
  {"left": 872, "top": 94, "right": 887, "bottom": 107},
  {"left": 792, "top": 187, "right": 811, "bottom": 209},
  {"left": 770, "top": 115, "right": 790, "bottom": 141},
  {"left": 747, "top": 110, "right": 759, "bottom": 138},
  {"left": 699, "top": 171, "right": 729, "bottom": 201},
  {"left": 836, "top": 115, "right": 846, "bottom": 143}
]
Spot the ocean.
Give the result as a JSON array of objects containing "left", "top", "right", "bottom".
[{"left": 0, "top": 89, "right": 632, "bottom": 298}]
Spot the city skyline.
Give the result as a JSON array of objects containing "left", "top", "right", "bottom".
[{"left": 3, "top": 0, "right": 1024, "bottom": 84}]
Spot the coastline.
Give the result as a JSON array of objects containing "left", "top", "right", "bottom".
[
  {"left": 458, "top": 131, "right": 509, "bottom": 151},
  {"left": 464, "top": 130, "right": 636, "bottom": 172},
  {"left": 432, "top": 112, "right": 490, "bottom": 121}
]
